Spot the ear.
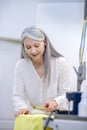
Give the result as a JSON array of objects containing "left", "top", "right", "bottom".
[{"left": 44, "top": 41, "right": 47, "bottom": 46}]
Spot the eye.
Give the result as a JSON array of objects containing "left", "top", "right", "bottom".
[
  {"left": 35, "top": 44, "right": 39, "bottom": 48},
  {"left": 25, "top": 45, "right": 31, "bottom": 49},
  {"left": 27, "top": 47, "right": 31, "bottom": 49}
]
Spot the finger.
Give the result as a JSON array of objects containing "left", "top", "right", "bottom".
[
  {"left": 22, "top": 111, "right": 26, "bottom": 114},
  {"left": 48, "top": 104, "right": 55, "bottom": 111},
  {"left": 15, "top": 111, "right": 20, "bottom": 117},
  {"left": 44, "top": 104, "right": 49, "bottom": 108},
  {"left": 19, "top": 110, "right": 23, "bottom": 114},
  {"left": 15, "top": 113, "right": 18, "bottom": 117},
  {"left": 23, "top": 110, "right": 32, "bottom": 114},
  {"left": 23, "top": 111, "right": 28, "bottom": 114}
]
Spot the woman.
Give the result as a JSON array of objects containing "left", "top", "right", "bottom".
[{"left": 12, "top": 26, "right": 71, "bottom": 116}]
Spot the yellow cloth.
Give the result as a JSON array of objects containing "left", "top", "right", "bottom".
[{"left": 14, "top": 114, "right": 53, "bottom": 130}]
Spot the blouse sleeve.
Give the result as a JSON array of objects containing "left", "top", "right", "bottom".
[
  {"left": 54, "top": 57, "right": 71, "bottom": 110},
  {"left": 12, "top": 61, "right": 32, "bottom": 112}
]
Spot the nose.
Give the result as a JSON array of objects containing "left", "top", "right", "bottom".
[{"left": 31, "top": 47, "right": 36, "bottom": 54}]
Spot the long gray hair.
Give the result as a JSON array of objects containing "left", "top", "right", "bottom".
[{"left": 21, "top": 26, "right": 62, "bottom": 84}]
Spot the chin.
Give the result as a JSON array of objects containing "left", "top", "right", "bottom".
[
  {"left": 31, "top": 57, "right": 40, "bottom": 61},
  {"left": 32, "top": 55, "right": 41, "bottom": 60}
]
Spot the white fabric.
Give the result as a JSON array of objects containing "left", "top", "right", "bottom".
[{"left": 12, "top": 57, "right": 71, "bottom": 112}]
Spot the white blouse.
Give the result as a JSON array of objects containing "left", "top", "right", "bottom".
[{"left": 12, "top": 57, "right": 71, "bottom": 112}]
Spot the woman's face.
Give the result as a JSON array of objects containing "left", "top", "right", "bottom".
[{"left": 23, "top": 38, "right": 46, "bottom": 62}]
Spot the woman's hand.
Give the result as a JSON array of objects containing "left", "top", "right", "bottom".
[
  {"left": 43, "top": 100, "right": 58, "bottom": 112},
  {"left": 15, "top": 108, "right": 31, "bottom": 117}
]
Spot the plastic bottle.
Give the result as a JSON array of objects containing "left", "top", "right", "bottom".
[{"left": 78, "top": 92, "right": 87, "bottom": 117}]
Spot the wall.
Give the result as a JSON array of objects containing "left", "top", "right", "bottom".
[
  {"left": 0, "top": 0, "right": 84, "bottom": 38},
  {"left": 0, "top": 41, "right": 21, "bottom": 130},
  {"left": 0, "top": 0, "right": 86, "bottom": 129},
  {"left": 0, "top": 0, "right": 37, "bottom": 129},
  {"left": 36, "top": 2, "right": 87, "bottom": 91},
  {"left": 0, "top": 0, "right": 37, "bottom": 38}
]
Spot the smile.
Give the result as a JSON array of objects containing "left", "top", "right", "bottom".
[{"left": 31, "top": 54, "right": 39, "bottom": 57}]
